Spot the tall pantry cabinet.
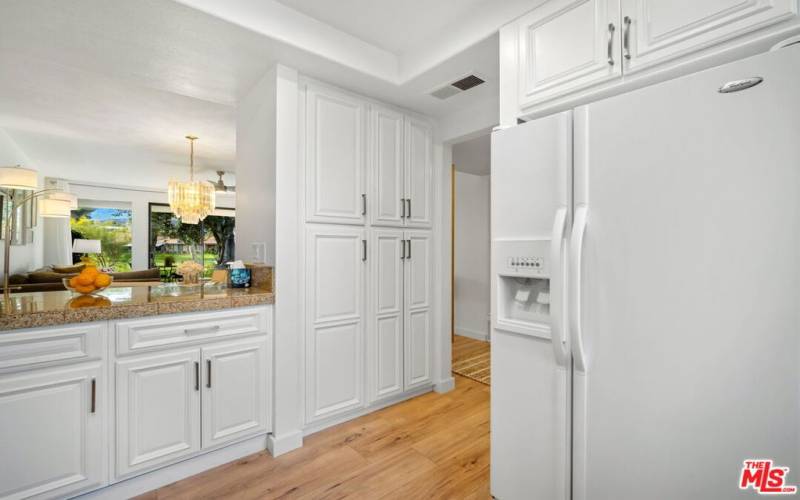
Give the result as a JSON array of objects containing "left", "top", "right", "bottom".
[{"left": 302, "top": 82, "right": 435, "bottom": 426}]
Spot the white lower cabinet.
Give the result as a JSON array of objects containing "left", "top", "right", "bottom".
[
  {"left": 305, "top": 225, "right": 366, "bottom": 422},
  {"left": 368, "top": 229, "right": 433, "bottom": 404},
  {"left": 0, "top": 363, "right": 105, "bottom": 500},
  {"left": 115, "top": 349, "right": 202, "bottom": 477},
  {"left": 201, "top": 340, "right": 268, "bottom": 448},
  {"left": 115, "top": 336, "right": 270, "bottom": 479}
]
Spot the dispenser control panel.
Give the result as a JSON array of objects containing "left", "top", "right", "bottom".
[
  {"left": 494, "top": 239, "right": 550, "bottom": 278},
  {"left": 507, "top": 256, "right": 543, "bottom": 270}
]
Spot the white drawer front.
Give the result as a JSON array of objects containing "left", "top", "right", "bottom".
[
  {"left": 0, "top": 323, "right": 105, "bottom": 372},
  {"left": 115, "top": 307, "right": 270, "bottom": 355}
]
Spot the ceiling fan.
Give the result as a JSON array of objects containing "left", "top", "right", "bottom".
[{"left": 210, "top": 170, "right": 235, "bottom": 192}]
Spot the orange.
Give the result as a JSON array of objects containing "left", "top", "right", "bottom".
[
  {"left": 75, "top": 273, "right": 94, "bottom": 286},
  {"left": 68, "top": 276, "right": 80, "bottom": 288},
  {"left": 74, "top": 284, "right": 96, "bottom": 294},
  {"left": 82, "top": 267, "right": 99, "bottom": 280},
  {"left": 94, "top": 273, "right": 111, "bottom": 288}
]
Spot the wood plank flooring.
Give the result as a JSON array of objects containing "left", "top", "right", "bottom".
[
  {"left": 136, "top": 375, "right": 490, "bottom": 499},
  {"left": 452, "top": 335, "right": 491, "bottom": 385}
]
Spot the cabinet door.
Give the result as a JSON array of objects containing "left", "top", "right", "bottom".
[
  {"left": 404, "top": 117, "right": 433, "bottom": 228},
  {"left": 517, "top": 0, "right": 622, "bottom": 108},
  {"left": 116, "top": 350, "right": 201, "bottom": 477},
  {"left": 0, "top": 364, "right": 105, "bottom": 499},
  {"left": 621, "top": 0, "right": 797, "bottom": 74},
  {"left": 369, "top": 229, "right": 405, "bottom": 402},
  {"left": 404, "top": 231, "right": 433, "bottom": 390},
  {"left": 369, "top": 105, "right": 405, "bottom": 227},
  {"left": 305, "top": 226, "right": 366, "bottom": 422},
  {"left": 201, "top": 340, "right": 268, "bottom": 449},
  {"left": 305, "top": 84, "right": 367, "bottom": 225}
]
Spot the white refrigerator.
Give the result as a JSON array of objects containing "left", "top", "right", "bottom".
[{"left": 491, "top": 44, "right": 800, "bottom": 500}]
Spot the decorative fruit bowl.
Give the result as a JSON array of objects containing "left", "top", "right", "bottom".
[{"left": 63, "top": 268, "right": 113, "bottom": 296}]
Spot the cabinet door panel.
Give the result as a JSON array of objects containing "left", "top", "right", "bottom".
[
  {"left": 370, "top": 106, "right": 405, "bottom": 227},
  {"left": 405, "top": 117, "right": 433, "bottom": 228},
  {"left": 369, "top": 230, "right": 404, "bottom": 402},
  {"left": 0, "top": 365, "right": 105, "bottom": 499},
  {"left": 306, "top": 226, "right": 366, "bottom": 422},
  {"left": 405, "top": 309, "right": 433, "bottom": 390},
  {"left": 202, "top": 340, "right": 268, "bottom": 448},
  {"left": 116, "top": 350, "right": 200, "bottom": 477},
  {"left": 306, "top": 84, "right": 366, "bottom": 225},
  {"left": 404, "top": 231, "right": 433, "bottom": 390},
  {"left": 518, "top": 0, "right": 622, "bottom": 108},
  {"left": 622, "top": 0, "right": 797, "bottom": 73}
]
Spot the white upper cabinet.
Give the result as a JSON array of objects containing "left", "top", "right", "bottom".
[
  {"left": 201, "top": 340, "right": 268, "bottom": 449},
  {"left": 517, "top": 0, "right": 622, "bottom": 109},
  {"left": 0, "top": 364, "right": 105, "bottom": 500},
  {"left": 305, "top": 84, "right": 366, "bottom": 225},
  {"left": 503, "top": 0, "right": 798, "bottom": 121},
  {"left": 621, "top": 0, "right": 798, "bottom": 73},
  {"left": 370, "top": 106, "right": 405, "bottom": 227},
  {"left": 404, "top": 117, "right": 434, "bottom": 228}
]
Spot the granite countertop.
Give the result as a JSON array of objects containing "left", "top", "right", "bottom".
[{"left": 0, "top": 283, "right": 275, "bottom": 332}]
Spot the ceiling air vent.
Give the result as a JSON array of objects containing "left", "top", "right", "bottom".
[{"left": 429, "top": 73, "right": 486, "bottom": 100}]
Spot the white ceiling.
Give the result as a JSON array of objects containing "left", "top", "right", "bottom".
[
  {"left": 275, "top": 0, "right": 491, "bottom": 54},
  {"left": 453, "top": 133, "right": 491, "bottom": 176},
  {"left": 0, "top": 0, "right": 535, "bottom": 181}
]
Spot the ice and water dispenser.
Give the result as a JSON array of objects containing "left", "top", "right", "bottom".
[{"left": 493, "top": 239, "right": 552, "bottom": 338}]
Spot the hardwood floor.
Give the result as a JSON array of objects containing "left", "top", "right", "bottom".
[
  {"left": 136, "top": 375, "right": 490, "bottom": 499},
  {"left": 452, "top": 335, "right": 491, "bottom": 385}
]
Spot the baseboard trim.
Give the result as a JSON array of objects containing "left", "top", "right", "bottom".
[
  {"left": 302, "top": 385, "right": 433, "bottom": 437},
  {"left": 78, "top": 434, "right": 268, "bottom": 499},
  {"left": 455, "top": 327, "right": 489, "bottom": 342},
  {"left": 267, "top": 429, "right": 304, "bottom": 457},
  {"left": 434, "top": 377, "right": 456, "bottom": 393}
]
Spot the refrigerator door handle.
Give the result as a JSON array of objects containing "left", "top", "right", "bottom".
[
  {"left": 569, "top": 204, "right": 588, "bottom": 373},
  {"left": 549, "top": 207, "right": 570, "bottom": 366}
]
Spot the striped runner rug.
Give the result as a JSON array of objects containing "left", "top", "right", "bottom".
[{"left": 452, "top": 350, "right": 490, "bottom": 386}]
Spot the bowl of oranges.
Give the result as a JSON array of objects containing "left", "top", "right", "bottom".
[{"left": 63, "top": 266, "right": 113, "bottom": 296}]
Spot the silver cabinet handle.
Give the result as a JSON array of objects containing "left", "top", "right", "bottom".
[
  {"left": 90, "top": 378, "right": 96, "bottom": 413},
  {"left": 400, "top": 238, "right": 406, "bottom": 259},
  {"left": 194, "top": 362, "right": 200, "bottom": 391},
  {"left": 362, "top": 239, "right": 367, "bottom": 262},
  {"left": 401, "top": 198, "right": 406, "bottom": 218},
  {"left": 406, "top": 199, "right": 411, "bottom": 219},
  {"left": 206, "top": 359, "right": 212, "bottom": 388},
  {"left": 184, "top": 325, "right": 220, "bottom": 335},
  {"left": 623, "top": 16, "right": 632, "bottom": 60},
  {"left": 406, "top": 239, "right": 411, "bottom": 260},
  {"left": 361, "top": 194, "right": 367, "bottom": 216},
  {"left": 607, "top": 23, "right": 615, "bottom": 66}
]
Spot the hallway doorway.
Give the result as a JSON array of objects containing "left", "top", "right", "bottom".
[{"left": 450, "top": 132, "right": 491, "bottom": 386}]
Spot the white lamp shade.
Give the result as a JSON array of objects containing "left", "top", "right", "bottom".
[
  {"left": 39, "top": 198, "right": 72, "bottom": 218},
  {"left": 0, "top": 166, "right": 38, "bottom": 190},
  {"left": 72, "top": 239, "right": 101, "bottom": 254},
  {"left": 48, "top": 192, "right": 78, "bottom": 209}
]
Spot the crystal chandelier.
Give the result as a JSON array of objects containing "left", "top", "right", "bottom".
[{"left": 168, "top": 135, "right": 216, "bottom": 224}]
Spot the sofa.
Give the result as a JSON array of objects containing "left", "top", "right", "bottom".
[{"left": 4, "top": 264, "right": 161, "bottom": 293}]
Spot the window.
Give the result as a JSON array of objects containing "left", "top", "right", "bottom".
[
  {"left": 148, "top": 203, "right": 235, "bottom": 279},
  {"left": 70, "top": 205, "right": 133, "bottom": 271}
]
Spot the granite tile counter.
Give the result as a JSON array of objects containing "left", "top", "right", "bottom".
[{"left": 0, "top": 283, "right": 274, "bottom": 331}]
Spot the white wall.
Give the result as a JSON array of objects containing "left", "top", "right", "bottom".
[
  {"left": 236, "top": 64, "right": 304, "bottom": 455},
  {"left": 236, "top": 68, "right": 277, "bottom": 265},
  {"left": 454, "top": 170, "right": 491, "bottom": 341},
  {"left": 0, "top": 128, "right": 41, "bottom": 274}
]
